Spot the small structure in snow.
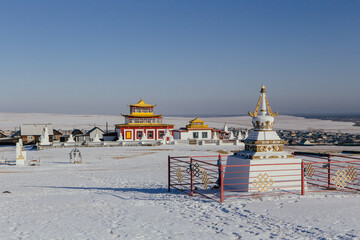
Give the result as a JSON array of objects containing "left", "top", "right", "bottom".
[
  {"left": 40, "top": 127, "right": 51, "bottom": 146},
  {"left": 67, "top": 133, "right": 75, "bottom": 143},
  {"left": 69, "top": 148, "right": 82, "bottom": 164},
  {"left": 92, "top": 130, "right": 102, "bottom": 143},
  {"left": 162, "top": 129, "right": 175, "bottom": 145},
  {"left": 16, "top": 139, "right": 27, "bottom": 165}
]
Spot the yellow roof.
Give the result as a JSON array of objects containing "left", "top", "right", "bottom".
[
  {"left": 189, "top": 118, "right": 204, "bottom": 124},
  {"left": 186, "top": 118, "right": 208, "bottom": 128},
  {"left": 129, "top": 98, "right": 156, "bottom": 108}
]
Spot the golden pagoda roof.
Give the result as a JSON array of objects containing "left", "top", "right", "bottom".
[
  {"left": 186, "top": 118, "right": 208, "bottom": 128},
  {"left": 129, "top": 98, "right": 156, "bottom": 108}
]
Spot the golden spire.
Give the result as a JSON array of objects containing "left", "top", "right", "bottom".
[{"left": 248, "top": 85, "right": 278, "bottom": 117}]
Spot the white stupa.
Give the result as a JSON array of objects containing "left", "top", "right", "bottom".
[
  {"left": 224, "top": 85, "right": 302, "bottom": 193},
  {"left": 236, "top": 130, "right": 243, "bottom": 140},
  {"left": 162, "top": 128, "right": 174, "bottom": 145},
  {"left": 67, "top": 133, "right": 75, "bottom": 143},
  {"left": 141, "top": 132, "right": 148, "bottom": 141},
  {"left": 40, "top": 127, "right": 51, "bottom": 146},
  {"left": 117, "top": 131, "right": 123, "bottom": 142},
  {"left": 244, "top": 129, "right": 249, "bottom": 140},
  {"left": 212, "top": 132, "right": 218, "bottom": 140},
  {"left": 92, "top": 130, "right": 101, "bottom": 143},
  {"left": 223, "top": 122, "right": 229, "bottom": 133},
  {"left": 228, "top": 131, "right": 235, "bottom": 140},
  {"left": 16, "top": 139, "right": 27, "bottom": 165}
]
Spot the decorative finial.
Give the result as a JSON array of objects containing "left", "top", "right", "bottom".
[
  {"left": 248, "top": 85, "right": 278, "bottom": 117},
  {"left": 261, "top": 84, "right": 266, "bottom": 93}
]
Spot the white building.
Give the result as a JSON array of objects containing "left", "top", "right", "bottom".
[
  {"left": 173, "top": 118, "right": 215, "bottom": 140},
  {"left": 20, "top": 124, "right": 54, "bottom": 144}
]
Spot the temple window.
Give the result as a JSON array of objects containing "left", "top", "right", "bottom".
[
  {"left": 137, "top": 131, "right": 143, "bottom": 139},
  {"left": 202, "top": 132, "right": 208, "bottom": 138},
  {"left": 135, "top": 119, "right": 139, "bottom": 123},
  {"left": 193, "top": 132, "right": 199, "bottom": 139}
]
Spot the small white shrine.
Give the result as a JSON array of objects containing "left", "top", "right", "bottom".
[
  {"left": 224, "top": 85, "right": 302, "bottom": 193},
  {"left": 67, "top": 133, "right": 75, "bottom": 143},
  {"left": 16, "top": 139, "right": 27, "bottom": 165},
  {"left": 162, "top": 129, "right": 175, "bottom": 145},
  {"left": 39, "top": 127, "right": 51, "bottom": 146},
  {"left": 92, "top": 130, "right": 101, "bottom": 143}
]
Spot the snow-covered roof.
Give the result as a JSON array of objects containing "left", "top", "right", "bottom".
[{"left": 20, "top": 124, "right": 53, "bottom": 136}]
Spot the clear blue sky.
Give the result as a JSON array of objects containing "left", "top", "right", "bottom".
[{"left": 0, "top": 1, "right": 359, "bottom": 116}]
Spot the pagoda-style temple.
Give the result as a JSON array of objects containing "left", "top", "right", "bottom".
[
  {"left": 115, "top": 99, "right": 174, "bottom": 141},
  {"left": 224, "top": 85, "right": 302, "bottom": 192}
]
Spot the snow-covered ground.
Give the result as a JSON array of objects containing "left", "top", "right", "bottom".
[
  {"left": 0, "top": 112, "right": 359, "bottom": 134},
  {"left": 0, "top": 144, "right": 359, "bottom": 239}
]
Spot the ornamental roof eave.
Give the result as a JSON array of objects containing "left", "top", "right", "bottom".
[
  {"left": 115, "top": 123, "right": 175, "bottom": 127},
  {"left": 121, "top": 114, "right": 163, "bottom": 118}
]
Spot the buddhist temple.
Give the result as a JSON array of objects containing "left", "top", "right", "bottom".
[
  {"left": 224, "top": 85, "right": 302, "bottom": 192},
  {"left": 115, "top": 99, "right": 174, "bottom": 141},
  {"left": 173, "top": 118, "right": 215, "bottom": 140}
]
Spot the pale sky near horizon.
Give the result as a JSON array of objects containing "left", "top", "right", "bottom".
[{"left": 0, "top": 1, "right": 359, "bottom": 116}]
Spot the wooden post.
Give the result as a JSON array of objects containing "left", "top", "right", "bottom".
[
  {"left": 168, "top": 155, "right": 171, "bottom": 192},
  {"left": 190, "top": 157, "right": 194, "bottom": 197},
  {"left": 328, "top": 154, "right": 331, "bottom": 189},
  {"left": 301, "top": 160, "right": 305, "bottom": 196}
]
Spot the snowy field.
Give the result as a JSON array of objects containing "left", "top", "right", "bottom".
[
  {"left": 1, "top": 112, "right": 360, "bottom": 134},
  {"left": 0, "top": 144, "right": 360, "bottom": 240}
]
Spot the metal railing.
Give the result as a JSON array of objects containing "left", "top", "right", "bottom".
[{"left": 168, "top": 153, "right": 360, "bottom": 203}]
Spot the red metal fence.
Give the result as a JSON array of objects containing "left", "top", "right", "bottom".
[{"left": 168, "top": 153, "right": 360, "bottom": 203}]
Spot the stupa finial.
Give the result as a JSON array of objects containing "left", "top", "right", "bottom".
[{"left": 248, "top": 85, "right": 278, "bottom": 117}]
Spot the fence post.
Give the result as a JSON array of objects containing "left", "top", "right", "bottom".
[
  {"left": 190, "top": 157, "right": 194, "bottom": 197},
  {"left": 301, "top": 160, "right": 305, "bottom": 195},
  {"left": 168, "top": 155, "right": 171, "bottom": 192},
  {"left": 328, "top": 154, "right": 331, "bottom": 189},
  {"left": 220, "top": 157, "right": 224, "bottom": 203}
]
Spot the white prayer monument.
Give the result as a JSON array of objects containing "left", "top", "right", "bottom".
[
  {"left": 67, "top": 132, "right": 75, "bottom": 143},
  {"left": 16, "top": 139, "right": 27, "bottom": 165},
  {"left": 40, "top": 126, "right": 51, "bottom": 146},
  {"left": 162, "top": 129, "right": 175, "bottom": 145},
  {"left": 223, "top": 122, "right": 229, "bottom": 133},
  {"left": 228, "top": 131, "right": 235, "bottom": 140},
  {"left": 236, "top": 130, "right": 243, "bottom": 140},
  {"left": 224, "top": 85, "right": 302, "bottom": 193},
  {"left": 117, "top": 131, "right": 123, "bottom": 142},
  {"left": 92, "top": 130, "right": 101, "bottom": 143}
]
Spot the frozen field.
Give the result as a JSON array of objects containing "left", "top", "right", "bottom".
[{"left": 0, "top": 144, "right": 359, "bottom": 240}]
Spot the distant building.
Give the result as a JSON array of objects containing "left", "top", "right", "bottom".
[
  {"left": 115, "top": 99, "right": 174, "bottom": 141},
  {"left": 75, "top": 127, "right": 105, "bottom": 142},
  {"left": 173, "top": 118, "right": 214, "bottom": 140},
  {"left": 20, "top": 124, "right": 54, "bottom": 144}
]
